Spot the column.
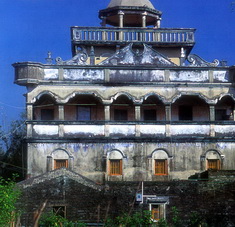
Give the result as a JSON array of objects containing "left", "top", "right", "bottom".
[
  {"left": 118, "top": 11, "right": 124, "bottom": 41},
  {"left": 27, "top": 104, "right": 33, "bottom": 120},
  {"left": 135, "top": 106, "right": 141, "bottom": 121},
  {"left": 165, "top": 105, "right": 172, "bottom": 121},
  {"left": 180, "top": 47, "right": 186, "bottom": 66},
  {"left": 58, "top": 105, "right": 65, "bottom": 137},
  {"left": 27, "top": 124, "right": 33, "bottom": 138},
  {"left": 165, "top": 105, "right": 171, "bottom": 137},
  {"left": 157, "top": 19, "right": 161, "bottom": 28},
  {"left": 135, "top": 106, "right": 141, "bottom": 137},
  {"left": 47, "top": 156, "right": 53, "bottom": 171},
  {"left": 118, "top": 11, "right": 124, "bottom": 28},
  {"left": 100, "top": 17, "right": 106, "bottom": 27},
  {"left": 69, "top": 156, "right": 74, "bottom": 170},
  {"left": 209, "top": 105, "right": 215, "bottom": 121},
  {"left": 105, "top": 105, "right": 110, "bottom": 121},
  {"left": 142, "top": 12, "right": 147, "bottom": 28},
  {"left": 58, "top": 105, "right": 64, "bottom": 121},
  {"left": 90, "top": 46, "right": 95, "bottom": 65},
  {"left": 105, "top": 105, "right": 110, "bottom": 137},
  {"left": 209, "top": 105, "right": 215, "bottom": 137}
]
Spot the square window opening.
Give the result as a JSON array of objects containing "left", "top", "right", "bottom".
[
  {"left": 207, "top": 159, "right": 221, "bottom": 170},
  {"left": 179, "top": 105, "right": 192, "bottom": 121},
  {"left": 77, "top": 106, "right": 91, "bottom": 121},
  {"left": 109, "top": 159, "right": 122, "bottom": 175},
  {"left": 41, "top": 109, "right": 54, "bottom": 120},
  {"left": 155, "top": 159, "right": 168, "bottom": 175},
  {"left": 215, "top": 109, "right": 228, "bottom": 120},
  {"left": 114, "top": 109, "right": 128, "bottom": 121},
  {"left": 144, "top": 109, "right": 157, "bottom": 121},
  {"left": 54, "top": 159, "right": 68, "bottom": 169}
]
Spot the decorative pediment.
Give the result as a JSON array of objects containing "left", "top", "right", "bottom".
[
  {"left": 187, "top": 54, "right": 220, "bottom": 67},
  {"left": 99, "top": 44, "right": 176, "bottom": 67}
]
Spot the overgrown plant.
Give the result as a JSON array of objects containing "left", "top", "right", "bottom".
[
  {"left": 157, "top": 218, "right": 169, "bottom": 227},
  {"left": 171, "top": 206, "right": 182, "bottom": 227},
  {"left": 105, "top": 211, "right": 153, "bottom": 227},
  {"left": 0, "top": 174, "right": 21, "bottom": 227},
  {"left": 39, "top": 211, "right": 86, "bottom": 227}
]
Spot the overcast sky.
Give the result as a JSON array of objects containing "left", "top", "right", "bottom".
[{"left": 0, "top": 0, "right": 234, "bottom": 129}]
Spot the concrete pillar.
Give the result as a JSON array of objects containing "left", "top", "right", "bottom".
[
  {"left": 209, "top": 105, "right": 215, "bottom": 137},
  {"left": 100, "top": 17, "right": 106, "bottom": 27},
  {"left": 165, "top": 105, "right": 172, "bottom": 121},
  {"left": 90, "top": 46, "right": 95, "bottom": 65},
  {"left": 105, "top": 105, "right": 110, "bottom": 137},
  {"left": 105, "top": 105, "right": 110, "bottom": 121},
  {"left": 69, "top": 156, "right": 74, "bottom": 170},
  {"left": 180, "top": 47, "right": 186, "bottom": 66},
  {"left": 118, "top": 11, "right": 124, "bottom": 41},
  {"left": 135, "top": 106, "right": 141, "bottom": 137},
  {"left": 27, "top": 124, "right": 33, "bottom": 138},
  {"left": 157, "top": 19, "right": 161, "bottom": 28},
  {"left": 142, "top": 12, "right": 147, "bottom": 28},
  {"left": 27, "top": 104, "right": 33, "bottom": 120},
  {"left": 209, "top": 105, "right": 215, "bottom": 121},
  {"left": 47, "top": 156, "right": 53, "bottom": 171},
  {"left": 58, "top": 105, "right": 64, "bottom": 121},
  {"left": 118, "top": 11, "right": 124, "bottom": 28},
  {"left": 135, "top": 106, "right": 141, "bottom": 121}
]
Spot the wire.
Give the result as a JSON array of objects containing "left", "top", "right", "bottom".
[
  {"left": 0, "top": 121, "right": 26, "bottom": 140},
  {"left": 0, "top": 101, "right": 25, "bottom": 110},
  {"left": 0, "top": 160, "right": 27, "bottom": 170}
]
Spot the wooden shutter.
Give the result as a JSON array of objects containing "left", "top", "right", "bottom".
[
  {"left": 155, "top": 160, "right": 168, "bottom": 175},
  {"left": 207, "top": 159, "right": 221, "bottom": 170},
  {"left": 54, "top": 160, "right": 68, "bottom": 169},
  {"left": 110, "top": 160, "right": 122, "bottom": 175}
]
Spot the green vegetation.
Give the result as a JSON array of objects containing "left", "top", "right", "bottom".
[
  {"left": 0, "top": 175, "right": 21, "bottom": 227},
  {"left": 105, "top": 211, "right": 153, "bottom": 227},
  {"left": 39, "top": 212, "right": 86, "bottom": 227}
]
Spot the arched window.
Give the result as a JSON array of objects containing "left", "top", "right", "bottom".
[
  {"left": 111, "top": 95, "right": 134, "bottom": 121},
  {"left": 141, "top": 95, "right": 165, "bottom": 121},
  {"left": 47, "top": 149, "right": 73, "bottom": 171},
  {"left": 172, "top": 95, "right": 209, "bottom": 121},
  {"left": 215, "top": 96, "right": 234, "bottom": 121},
  {"left": 107, "top": 150, "right": 124, "bottom": 176},
  {"left": 201, "top": 149, "right": 224, "bottom": 171},
  {"left": 33, "top": 94, "right": 58, "bottom": 121},
  {"left": 151, "top": 149, "right": 171, "bottom": 176},
  {"left": 64, "top": 94, "right": 104, "bottom": 121}
]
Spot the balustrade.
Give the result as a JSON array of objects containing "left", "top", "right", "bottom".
[
  {"left": 72, "top": 27, "right": 195, "bottom": 44},
  {"left": 27, "top": 122, "right": 235, "bottom": 138}
]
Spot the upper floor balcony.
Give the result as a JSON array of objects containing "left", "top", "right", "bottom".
[
  {"left": 71, "top": 27, "right": 196, "bottom": 47},
  {"left": 26, "top": 93, "right": 235, "bottom": 140}
]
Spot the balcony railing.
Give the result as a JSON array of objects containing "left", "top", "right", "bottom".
[
  {"left": 27, "top": 121, "right": 235, "bottom": 139},
  {"left": 71, "top": 27, "right": 195, "bottom": 45}
]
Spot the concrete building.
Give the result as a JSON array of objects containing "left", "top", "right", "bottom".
[{"left": 13, "top": 0, "right": 235, "bottom": 224}]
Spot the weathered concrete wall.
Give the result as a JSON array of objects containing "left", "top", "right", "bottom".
[{"left": 27, "top": 141, "right": 235, "bottom": 182}]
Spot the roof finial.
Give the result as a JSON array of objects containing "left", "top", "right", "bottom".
[{"left": 45, "top": 51, "right": 53, "bottom": 65}]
